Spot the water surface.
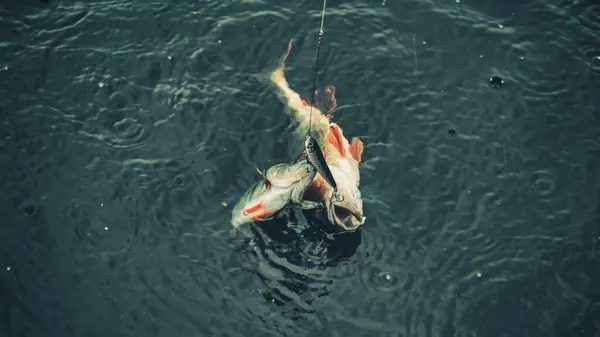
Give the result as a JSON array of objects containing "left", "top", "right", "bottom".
[{"left": 1, "top": 0, "right": 599, "bottom": 336}]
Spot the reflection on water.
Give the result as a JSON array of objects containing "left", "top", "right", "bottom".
[{"left": 1, "top": 0, "right": 599, "bottom": 336}]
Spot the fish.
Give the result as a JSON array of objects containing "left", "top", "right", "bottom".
[
  {"left": 304, "top": 133, "right": 337, "bottom": 191},
  {"left": 231, "top": 156, "right": 321, "bottom": 231},
  {"left": 270, "top": 39, "right": 366, "bottom": 231}
]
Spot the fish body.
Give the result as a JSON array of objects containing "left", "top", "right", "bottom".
[
  {"left": 231, "top": 158, "right": 320, "bottom": 230},
  {"left": 270, "top": 39, "right": 366, "bottom": 231}
]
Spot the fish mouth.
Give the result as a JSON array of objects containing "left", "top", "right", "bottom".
[{"left": 331, "top": 204, "right": 364, "bottom": 231}]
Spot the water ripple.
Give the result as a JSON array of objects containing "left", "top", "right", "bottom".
[{"left": 529, "top": 170, "right": 557, "bottom": 198}]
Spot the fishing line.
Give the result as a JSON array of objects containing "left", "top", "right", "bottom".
[
  {"left": 307, "top": 0, "right": 327, "bottom": 136},
  {"left": 303, "top": 0, "right": 341, "bottom": 202}
]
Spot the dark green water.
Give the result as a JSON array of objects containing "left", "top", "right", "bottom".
[{"left": 1, "top": 0, "right": 599, "bottom": 336}]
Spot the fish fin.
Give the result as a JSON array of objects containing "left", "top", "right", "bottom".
[
  {"left": 280, "top": 38, "right": 293, "bottom": 68},
  {"left": 314, "top": 85, "right": 337, "bottom": 113},
  {"left": 270, "top": 39, "right": 307, "bottom": 114},
  {"left": 250, "top": 209, "right": 275, "bottom": 222},
  {"left": 327, "top": 124, "right": 347, "bottom": 157},
  {"left": 255, "top": 167, "right": 271, "bottom": 189},
  {"left": 349, "top": 138, "right": 364, "bottom": 162},
  {"left": 243, "top": 202, "right": 263, "bottom": 215}
]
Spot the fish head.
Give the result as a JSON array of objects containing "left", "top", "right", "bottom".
[
  {"left": 231, "top": 160, "right": 313, "bottom": 229},
  {"left": 230, "top": 181, "right": 290, "bottom": 228},
  {"left": 325, "top": 164, "right": 365, "bottom": 231}
]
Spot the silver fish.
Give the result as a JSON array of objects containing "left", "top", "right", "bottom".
[{"left": 231, "top": 157, "right": 321, "bottom": 230}]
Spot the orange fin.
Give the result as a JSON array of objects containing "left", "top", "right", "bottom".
[
  {"left": 349, "top": 138, "right": 364, "bottom": 162},
  {"left": 300, "top": 99, "right": 309, "bottom": 107},
  {"left": 327, "top": 124, "right": 347, "bottom": 157},
  {"left": 315, "top": 85, "right": 337, "bottom": 113},
  {"left": 251, "top": 210, "right": 275, "bottom": 221},
  {"left": 243, "top": 202, "right": 263, "bottom": 215}
]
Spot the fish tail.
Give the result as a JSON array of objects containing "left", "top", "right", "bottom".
[{"left": 270, "top": 40, "right": 330, "bottom": 141}]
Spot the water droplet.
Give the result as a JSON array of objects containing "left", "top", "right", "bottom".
[
  {"left": 221, "top": 202, "right": 228, "bottom": 207},
  {"left": 489, "top": 75, "right": 504, "bottom": 88},
  {"left": 2, "top": 66, "right": 7, "bottom": 70},
  {"left": 519, "top": 56, "right": 524, "bottom": 60},
  {"left": 498, "top": 24, "right": 504, "bottom": 29},
  {"left": 422, "top": 41, "right": 427, "bottom": 45},
  {"left": 480, "top": 54, "right": 483, "bottom": 58},
  {"left": 476, "top": 272, "right": 482, "bottom": 277},
  {"left": 595, "top": 56, "right": 600, "bottom": 60},
  {"left": 218, "top": 40, "right": 222, "bottom": 44},
  {"left": 6, "top": 266, "right": 10, "bottom": 271},
  {"left": 168, "top": 56, "right": 172, "bottom": 60},
  {"left": 455, "top": 0, "right": 460, "bottom": 2},
  {"left": 100, "top": 203, "right": 104, "bottom": 207},
  {"left": 104, "top": 226, "right": 108, "bottom": 231},
  {"left": 98, "top": 82, "right": 105, "bottom": 88}
]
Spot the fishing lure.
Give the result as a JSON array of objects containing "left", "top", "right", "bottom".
[{"left": 304, "top": 133, "right": 337, "bottom": 192}]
